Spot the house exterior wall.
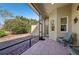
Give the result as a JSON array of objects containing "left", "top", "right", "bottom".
[
  {"left": 57, "top": 5, "right": 72, "bottom": 37},
  {"left": 49, "top": 4, "right": 79, "bottom": 45},
  {"left": 72, "top": 3, "right": 79, "bottom": 45},
  {"left": 49, "top": 5, "right": 72, "bottom": 40}
]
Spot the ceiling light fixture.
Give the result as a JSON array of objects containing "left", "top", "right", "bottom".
[{"left": 51, "top": 3, "right": 54, "bottom": 5}]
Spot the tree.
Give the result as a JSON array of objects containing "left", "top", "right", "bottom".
[
  {"left": 0, "top": 8, "right": 12, "bottom": 24},
  {"left": 15, "top": 16, "right": 38, "bottom": 25},
  {"left": 0, "top": 8, "right": 12, "bottom": 18},
  {"left": 3, "top": 16, "right": 38, "bottom": 34},
  {"left": 3, "top": 18, "right": 31, "bottom": 34},
  {"left": 30, "top": 19, "right": 38, "bottom": 25}
]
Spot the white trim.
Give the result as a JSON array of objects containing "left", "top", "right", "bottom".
[
  {"left": 60, "top": 16, "right": 68, "bottom": 32},
  {"left": 28, "top": 4, "right": 39, "bottom": 16}
]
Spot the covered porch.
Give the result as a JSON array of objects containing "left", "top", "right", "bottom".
[
  {"left": 0, "top": 3, "right": 78, "bottom": 55},
  {"left": 22, "top": 3, "right": 79, "bottom": 55}
]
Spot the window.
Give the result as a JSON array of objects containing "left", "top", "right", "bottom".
[
  {"left": 60, "top": 16, "right": 68, "bottom": 31},
  {"left": 51, "top": 20, "right": 55, "bottom": 31}
]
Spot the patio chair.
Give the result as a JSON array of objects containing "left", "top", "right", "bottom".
[
  {"left": 69, "top": 45, "right": 79, "bottom": 55},
  {"left": 57, "top": 32, "right": 73, "bottom": 46}
]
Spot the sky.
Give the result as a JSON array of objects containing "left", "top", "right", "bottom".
[{"left": 0, "top": 3, "right": 39, "bottom": 24}]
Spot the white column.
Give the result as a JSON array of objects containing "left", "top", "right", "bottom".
[
  {"left": 42, "top": 19, "right": 45, "bottom": 37},
  {"left": 39, "top": 15, "right": 43, "bottom": 37}
]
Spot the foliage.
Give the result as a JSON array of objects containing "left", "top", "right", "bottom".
[
  {"left": 30, "top": 19, "right": 38, "bottom": 25},
  {"left": 0, "top": 8, "right": 12, "bottom": 26},
  {"left": 0, "top": 30, "right": 6, "bottom": 37},
  {"left": 0, "top": 8, "right": 12, "bottom": 18},
  {"left": 15, "top": 16, "right": 38, "bottom": 25},
  {"left": 4, "top": 19, "right": 29, "bottom": 34},
  {"left": 3, "top": 16, "right": 38, "bottom": 34}
]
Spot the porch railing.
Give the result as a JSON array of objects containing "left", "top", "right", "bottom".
[{"left": 0, "top": 36, "right": 38, "bottom": 55}]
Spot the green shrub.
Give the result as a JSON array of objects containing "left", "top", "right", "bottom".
[
  {"left": 11, "top": 26, "right": 28, "bottom": 34},
  {"left": 3, "top": 19, "right": 31, "bottom": 34},
  {"left": 0, "top": 30, "right": 6, "bottom": 37},
  {"left": 3, "top": 16, "right": 38, "bottom": 34}
]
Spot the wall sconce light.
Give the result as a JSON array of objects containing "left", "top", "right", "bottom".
[
  {"left": 77, "top": 6, "right": 79, "bottom": 11},
  {"left": 44, "top": 16, "right": 49, "bottom": 20},
  {"left": 74, "top": 17, "right": 78, "bottom": 23}
]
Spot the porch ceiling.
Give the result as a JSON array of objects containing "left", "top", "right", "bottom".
[{"left": 29, "top": 3, "right": 72, "bottom": 17}]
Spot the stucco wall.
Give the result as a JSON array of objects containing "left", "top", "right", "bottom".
[
  {"left": 72, "top": 4, "right": 79, "bottom": 45},
  {"left": 57, "top": 5, "right": 72, "bottom": 37},
  {"left": 31, "top": 24, "right": 39, "bottom": 36},
  {"left": 31, "top": 25, "right": 37, "bottom": 32}
]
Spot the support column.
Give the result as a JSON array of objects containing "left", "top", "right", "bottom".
[
  {"left": 39, "top": 15, "right": 45, "bottom": 40},
  {"left": 41, "top": 18, "right": 45, "bottom": 37},
  {"left": 44, "top": 17, "right": 49, "bottom": 37}
]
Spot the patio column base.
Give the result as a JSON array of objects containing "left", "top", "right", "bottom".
[{"left": 39, "top": 36, "right": 45, "bottom": 40}]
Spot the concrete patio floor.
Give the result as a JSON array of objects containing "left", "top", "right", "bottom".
[{"left": 22, "top": 38, "right": 69, "bottom": 55}]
